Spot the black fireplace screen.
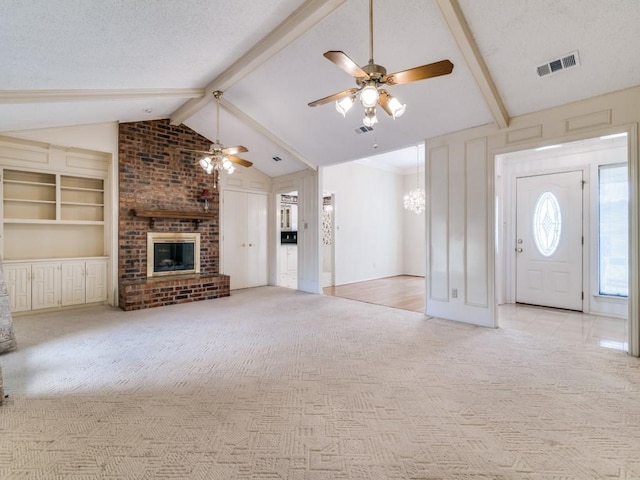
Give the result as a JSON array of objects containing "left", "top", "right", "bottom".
[{"left": 154, "top": 242, "right": 195, "bottom": 273}]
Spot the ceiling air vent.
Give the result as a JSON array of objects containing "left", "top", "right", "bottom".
[
  {"left": 354, "top": 126, "right": 374, "bottom": 135},
  {"left": 536, "top": 51, "right": 580, "bottom": 78}
]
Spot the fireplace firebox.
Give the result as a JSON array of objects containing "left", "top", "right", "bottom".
[{"left": 147, "top": 232, "right": 200, "bottom": 277}]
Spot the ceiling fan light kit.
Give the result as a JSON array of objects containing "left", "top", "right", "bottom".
[
  {"left": 182, "top": 91, "right": 252, "bottom": 188},
  {"left": 335, "top": 95, "right": 355, "bottom": 117},
  {"left": 309, "top": 0, "right": 453, "bottom": 128}
]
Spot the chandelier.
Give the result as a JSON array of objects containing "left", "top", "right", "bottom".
[{"left": 403, "top": 145, "right": 425, "bottom": 214}]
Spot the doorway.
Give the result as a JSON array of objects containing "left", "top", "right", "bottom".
[
  {"left": 515, "top": 171, "right": 584, "bottom": 310},
  {"left": 277, "top": 191, "right": 298, "bottom": 289},
  {"left": 321, "top": 194, "right": 335, "bottom": 288}
]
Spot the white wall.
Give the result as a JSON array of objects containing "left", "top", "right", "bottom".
[
  {"left": 323, "top": 161, "right": 404, "bottom": 285},
  {"left": 4, "top": 122, "right": 119, "bottom": 155},
  {"left": 402, "top": 170, "right": 426, "bottom": 276}
]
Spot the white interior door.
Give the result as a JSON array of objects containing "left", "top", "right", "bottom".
[
  {"left": 223, "top": 190, "right": 249, "bottom": 290},
  {"left": 516, "top": 171, "right": 583, "bottom": 310},
  {"left": 247, "top": 192, "right": 268, "bottom": 287},
  {"left": 223, "top": 190, "right": 268, "bottom": 290}
]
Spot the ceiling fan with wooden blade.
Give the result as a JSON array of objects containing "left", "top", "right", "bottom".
[
  {"left": 179, "top": 91, "right": 252, "bottom": 185},
  {"left": 308, "top": 0, "right": 454, "bottom": 126}
]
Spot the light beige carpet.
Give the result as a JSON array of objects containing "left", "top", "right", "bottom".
[{"left": 1, "top": 286, "right": 640, "bottom": 479}]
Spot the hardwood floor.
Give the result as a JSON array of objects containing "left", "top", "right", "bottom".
[
  {"left": 323, "top": 275, "right": 628, "bottom": 351},
  {"left": 323, "top": 275, "right": 425, "bottom": 313}
]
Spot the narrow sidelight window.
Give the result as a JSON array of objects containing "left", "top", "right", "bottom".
[{"left": 599, "top": 164, "right": 628, "bottom": 297}]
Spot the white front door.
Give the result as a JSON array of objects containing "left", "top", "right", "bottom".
[{"left": 516, "top": 171, "right": 583, "bottom": 310}]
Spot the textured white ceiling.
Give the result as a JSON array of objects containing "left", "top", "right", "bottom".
[
  {"left": 0, "top": 0, "right": 303, "bottom": 89},
  {"left": 459, "top": 0, "right": 640, "bottom": 116},
  {"left": 1, "top": 0, "right": 639, "bottom": 176}
]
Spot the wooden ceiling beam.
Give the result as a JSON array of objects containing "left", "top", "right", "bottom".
[
  {"left": 0, "top": 88, "right": 204, "bottom": 104},
  {"left": 435, "top": 0, "right": 510, "bottom": 129},
  {"left": 170, "top": 0, "right": 346, "bottom": 126}
]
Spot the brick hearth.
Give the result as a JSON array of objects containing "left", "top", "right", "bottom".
[{"left": 118, "top": 119, "right": 230, "bottom": 310}]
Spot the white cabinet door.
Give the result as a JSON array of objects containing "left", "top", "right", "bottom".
[
  {"left": 223, "top": 190, "right": 268, "bottom": 290},
  {"left": 4, "top": 258, "right": 107, "bottom": 312},
  {"left": 85, "top": 259, "right": 108, "bottom": 303},
  {"left": 286, "top": 246, "right": 298, "bottom": 274},
  {"left": 61, "top": 259, "right": 108, "bottom": 305},
  {"left": 61, "top": 261, "right": 85, "bottom": 306},
  {"left": 31, "top": 262, "right": 60, "bottom": 310},
  {"left": 5, "top": 264, "right": 31, "bottom": 312}
]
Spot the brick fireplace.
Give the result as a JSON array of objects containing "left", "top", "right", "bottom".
[{"left": 118, "top": 119, "right": 230, "bottom": 311}]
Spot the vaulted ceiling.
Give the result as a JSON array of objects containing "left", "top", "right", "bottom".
[{"left": 1, "top": 0, "right": 639, "bottom": 176}]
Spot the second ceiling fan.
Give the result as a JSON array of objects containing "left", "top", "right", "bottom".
[{"left": 308, "top": 0, "right": 454, "bottom": 127}]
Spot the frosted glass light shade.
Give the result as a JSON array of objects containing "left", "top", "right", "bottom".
[
  {"left": 360, "top": 84, "right": 379, "bottom": 108},
  {"left": 388, "top": 96, "right": 406, "bottom": 118},
  {"left": 199, "top": 157, "right": 211, "bottom": 170},
  {"left": 336, "top": 96, "right": 354, "bottom": 117},
  {"left": 363, "top": 107, "right": 378, "bottom": 127}
]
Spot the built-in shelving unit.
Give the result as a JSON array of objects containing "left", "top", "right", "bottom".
[
  {"left": 2, "top": 168, "right": 106, "bottom": 260},
  {"left": 0, "top": 136, "right": 112, "bottom": 312},
  {"left": 2, "top": 170, "right": 104, "bottom": 224},
  {"left": 60, "top": 175, "right": 104, "bottom": 222},
  {"left": 3, "top": 170, "right": 56, "bottom": 221}
]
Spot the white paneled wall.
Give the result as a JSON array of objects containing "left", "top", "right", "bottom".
[
  {"left": 464, "top": 138, "right": 490, "bottom": 308},
  {"left": 428, "top": 147, "right": 450, "bottom": 303},
  {"left": 427, "top": 142, "right": 494, "bottom": 327}
]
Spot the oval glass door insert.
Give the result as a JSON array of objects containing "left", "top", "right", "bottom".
[{"left": 533, "top": 191, "right": 562, "bottom": 256}]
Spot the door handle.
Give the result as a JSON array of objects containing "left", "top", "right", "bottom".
[{"left": 516, "top": 247, "right": 523, "bottom": 253}]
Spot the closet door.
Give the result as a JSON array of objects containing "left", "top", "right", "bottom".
[
  {"left": 223, "top": 190, "right": 268, "bottom": 290},
  {"left": 223, "top": 190, "right": 249, "bottom": 290},
  {"left": 247, "top": 193, "right": 268, "bottom": 287}
]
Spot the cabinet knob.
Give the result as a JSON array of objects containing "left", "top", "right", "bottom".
[
  {"left": 249, "top": 243, "right": 254, "bottom": 247},
  {"left": 241, "top": 243, "right": 246, "bottom": 247}
]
